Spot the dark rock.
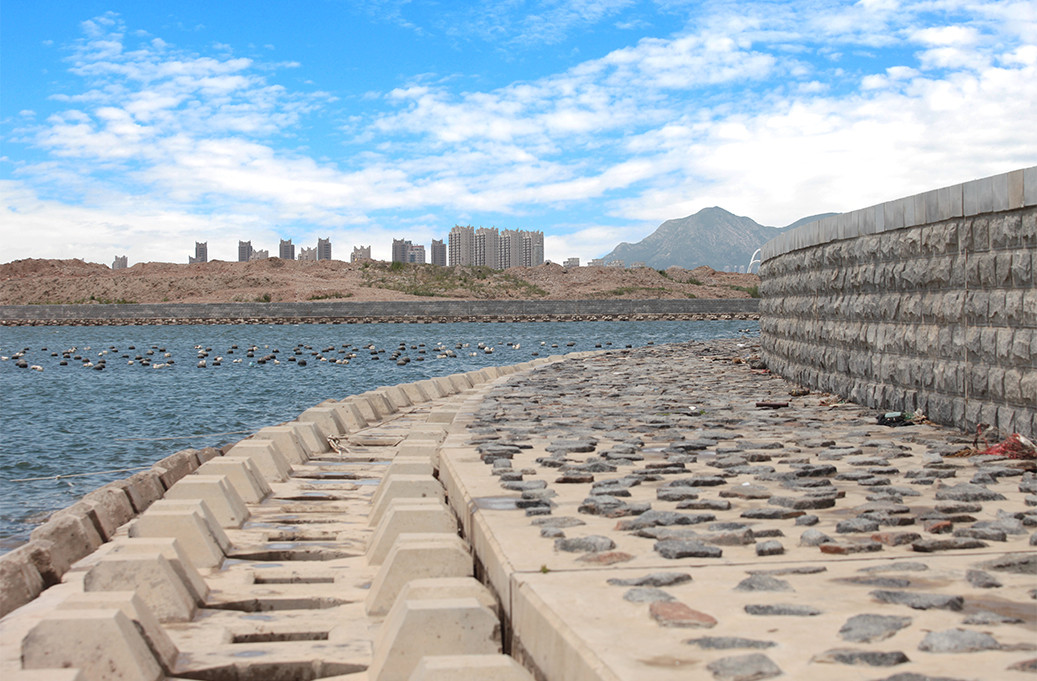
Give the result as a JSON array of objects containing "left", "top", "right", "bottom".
[
  {"left": 837, "top": 517, "right": 881, "bottom": 533},
  {"left": 531, "top": 516, "right": 585, "bottom": 528},
  {"left": 684, "top": 637, "right": 776, "bottom": 650},
  {"left": 838, "top": 613, "right": 912, "bottom": 642},
  {"left": 795, "top": 514, "right": 819, "bottom": 526},
  {"left": 918, "top": 628, "right": 1000, "bottom": 653},
  {"left": 871, "top": 531, "right": 923, "bottom": 546},
  {"left": 676, "top": 498, "right": 732, "bottom": 511},
  {"left": 800, "top": 528, "right": 833, "bottom": 546},
  {"left": 934, "top": 483, "right": 1006, "bottom": 502},
  {"left": 813, "top": 648, "right": 909, "bottom": 666},
  {"left": 654, "top": 539, "right": 723, "bottom": 559},
  {"left": 870, "top": 590, "right": 963, "bottom": 610},
  {"left": 615, "top": 510, "right": 715, "bottom": 531},
  {"left": 953, "top": 527, "right": 1006, "bottom": 542},
  {"left": 705, "top": 653, "right": 782, "bottom": 681},
  {"left": 745, "top": 603, "right": 821, "bottom": 616},
  {"left": 769, "top": 495, "right": 836, "bottom": 510},
  {"left": 607, "top": 572, "right": 692, "bottom": 587},
  {"left": 962, "top": 610, "right": 1023, "bottom": 625},
  {"left": 741, "top": 507, "right": 799, "bottom": 520},
  {"left": 555, "top": 473, "right": 595, "bottom": 484},
  {"left": 755, "top": 540, "right": 784, "bottom": 556},
  {"left": 500, "top": 480, "right": 547, "bottom": 491},
  {"left": 657, "top": 488, "right": 700, "bottom": 502},
  {"left": 977, "top": 554, "right": 1037, "bottom": 574},
  {"left": 554, "top": 535, "right": 616, "bottom": 553},
  {"left": 734, "top": 574, "right": 792, "bottom": 592},
  {"left": 622, "top": 586, "right": 674, "bottom": 603},
  {"left": 720, "top": 485, "right": 772, "bottom": 499},
  {"left": 860, "top": 561, "right": 929, "bottom": 573},
  {"left": 836, "top": 576, "right": 911, "bottom": 588},
  {"left": 912, "top": 538, "right": 987, "bottom": 552}
]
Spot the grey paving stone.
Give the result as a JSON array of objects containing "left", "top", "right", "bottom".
[
  {"left": 554, "top": 535, "right": 615, "bottom": 553},
  {"left": 870, "top": 590, "right": 964, "bottom": 611},
  {"left": 734, "top": 574, "right": 792, "bottom": 592},
  {"left": 654, "top": 539, "right": 722, "bottom": 559},
  {"left": 918, "top": 628, "right": 1001, "bottom": 653},
  {"left": 685, "top": 637, "right": 777, "bottom": 650},
  {"left": 813, "top": 648, "right": 910, "bottom": 666},
  {"left": 934, "top": 483, "right": 1007, "bottom": 501},
  {"left": 706, "top": 653, "right": 782, "bottom": 681},
  {"left": 744, "top": 603, "right": 821, "bottom": 616},
  {"left": 839, "top": 613, "right": 913, "bottom": 642},
  {"left": 607, "top": 572, "right": 692, "bottom": 587},
  {"left": 755, "top": 540, "right": 785, "bottom": 556}
]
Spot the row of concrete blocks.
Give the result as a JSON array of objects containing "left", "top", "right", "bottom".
[
  {"left": 0, "top": 361, "right": 535, "bottom": 617},
  {"left": 11, "top": 359, "right": 554, "bottom": 680}
]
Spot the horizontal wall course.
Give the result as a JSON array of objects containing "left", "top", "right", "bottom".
[{"left": 760, "top": 170, "right": 1034, "bottom": 438}]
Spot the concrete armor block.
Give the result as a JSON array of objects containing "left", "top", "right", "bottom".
[
  {"left": 164, "top": 475, "right": 249, "bottom": 528},
  {"left": 83, "top": 551, "right": 197, "bottom": 622},
  {"left": 21, "top": 609, "right": 164, "bottom": 681},
  {"left": 369, "top": 597, "right": 501, "bottom": 681},
  {"left": 365, "top": 535, "right": 475, "bottom": 615}
]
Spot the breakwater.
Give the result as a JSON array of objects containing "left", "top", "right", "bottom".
[
  {"left": 759, "top": 167, "right": 1036, "bottom": 439},
  {"left": 2, "top": 341, "right": 1033, "bottom": 681},
  {"left": 0, "top": 298, "right": 759, "bottom": 326}
]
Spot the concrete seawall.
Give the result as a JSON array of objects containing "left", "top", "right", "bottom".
[
  {"left": 2, "top": 342, "right": 1034, "bottom": 681},
  {"left": 0, "top": 298, "right": 759, "bottom": 325},
  {"left": 759, "top": 167, "right": 1036, "bottom": 439}
]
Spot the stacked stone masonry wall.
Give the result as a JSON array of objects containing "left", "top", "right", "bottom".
[{"left": 759, "top": 167, "right": 1036, "bottom": 439}]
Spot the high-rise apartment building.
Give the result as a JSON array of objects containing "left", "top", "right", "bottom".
[
  {"left": 298, "top": 247, "right": 316, "bottom": 261},
  {"left": 351, "top": 245, "right": 371, "bottom": 263},
  {"left": 317, "top": 238, "right": 332, "bottom": 261},
  {"left": 279, "top": 239, "right": 295, "bottom": 260},
  {"left": 430, "top": 239, "right": 446, "bottom": 266},
  {"left": 391, "top": 238, "right": 411, "bottom": 264},
  {"left": 448, "top": 225, "right": 475, "bottom": 266},
  {"left": 112, "top": 255, "right": 128, "bottom": 270},
  {"left": 407, "top": 244, "right": 426, "bottom": 264},
  {"left": 238, "top": 241, "right": 254, "bottom": 262},
  {"left": 189, "top": 242, "right": 207, "bottom": 264},
  {"left": 564, "top": 257, "right": 580, "bottom": 268},
  {"left": 523, "top": 230, "right": 545, "bottom": 267},
  {"left": 474, "top": 227, "right": 500, "bottom": 268},
  {"left": 499, "top": 229, "right": 522, "bottom": 269}
]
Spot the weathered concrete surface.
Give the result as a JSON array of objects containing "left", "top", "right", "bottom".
[
  {"left": 1, "top": 341, "right": 1033, "bottom": 681},
  {"left": 436, "top": 340, "right": 1036, "bottom": 681}
]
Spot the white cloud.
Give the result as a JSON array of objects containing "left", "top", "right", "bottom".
[{"left": 3, "top": 3, "right": 1035, "bottom": 266}]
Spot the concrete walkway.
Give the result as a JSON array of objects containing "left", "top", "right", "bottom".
[{"left": 1, "top": 339, "right": 1034, "bottom": 681}]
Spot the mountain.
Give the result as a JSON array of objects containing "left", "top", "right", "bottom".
[{"left": 599, "top": 207, "right": 836, "bottom": 271}]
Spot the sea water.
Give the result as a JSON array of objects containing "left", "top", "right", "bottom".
[{"left": 0, "top": 319, "right": 758, "bottom": 550}]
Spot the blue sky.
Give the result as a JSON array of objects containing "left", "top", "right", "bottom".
[{"left": 2, "top": 0, "right": 1035, "bottom": 265}]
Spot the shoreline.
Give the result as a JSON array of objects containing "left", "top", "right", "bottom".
[{"left": 1, "top": 312, "right": 759, "bottom": 326}]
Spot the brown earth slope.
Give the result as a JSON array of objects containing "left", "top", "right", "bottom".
[{"left": 0, "top": 258, "right": 760, "bottom": 305}]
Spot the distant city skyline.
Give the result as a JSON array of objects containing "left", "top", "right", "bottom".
[{"left": 3, "top": 2, "right": 1034, "bottom": 265}]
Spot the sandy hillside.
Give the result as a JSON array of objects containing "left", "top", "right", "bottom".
[{"left": 0, "top": 258, "right": 760, "bottom": 305}]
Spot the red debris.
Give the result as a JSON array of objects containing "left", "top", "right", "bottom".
[{"left": 978, "top": 433, "right": 1036, "bottom": 459}]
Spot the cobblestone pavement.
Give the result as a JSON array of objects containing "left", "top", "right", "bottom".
[{"left": 440, "top": 339, "right": 1036, "bottom": 681}]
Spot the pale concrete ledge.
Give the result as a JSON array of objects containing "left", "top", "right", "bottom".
[{"left": 761, "top": 166, "right": 1037, "bottom": 260}]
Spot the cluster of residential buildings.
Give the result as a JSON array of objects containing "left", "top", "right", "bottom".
[
  {"left": 438, "top": 226, "right": 544, "bottom": 268},
  {"left": 116, "top": 227, "right": 548, "bottom": 270}
]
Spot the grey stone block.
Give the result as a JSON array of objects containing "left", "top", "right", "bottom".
[{"left": 1024, "top": 165, "right": 1037, "bottom": 207}]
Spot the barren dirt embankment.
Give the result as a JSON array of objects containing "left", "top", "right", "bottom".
[{"left": 0, "top": 259, "right": 760, "bottom": 305}]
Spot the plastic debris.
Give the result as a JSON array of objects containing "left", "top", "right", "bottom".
[
  {"left": 978, "top": 433, "right": 1036, "bottom": 459},
  {"left": 876, "top": 411, "right": 924, "bottom": 427}
]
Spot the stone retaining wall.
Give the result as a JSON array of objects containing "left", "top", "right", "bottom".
[
  {"left": 0, "top": 298, "right": 759, "bottom": 325},
  {"left": 759, "top": 167, "right": 1036, "bottom": 438}
]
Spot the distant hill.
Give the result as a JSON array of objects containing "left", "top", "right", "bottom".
[{"left": 600, "top": 207, "right": 836, "bottom": 270}]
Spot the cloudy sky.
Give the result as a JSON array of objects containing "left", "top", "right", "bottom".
[{"left": 2, "top": 0, "right": 1034, "bottom": 265}]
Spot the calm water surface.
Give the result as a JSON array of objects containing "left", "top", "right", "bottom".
[{"left": 0, "top": 320, "right": 758, "bottom": 549}]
